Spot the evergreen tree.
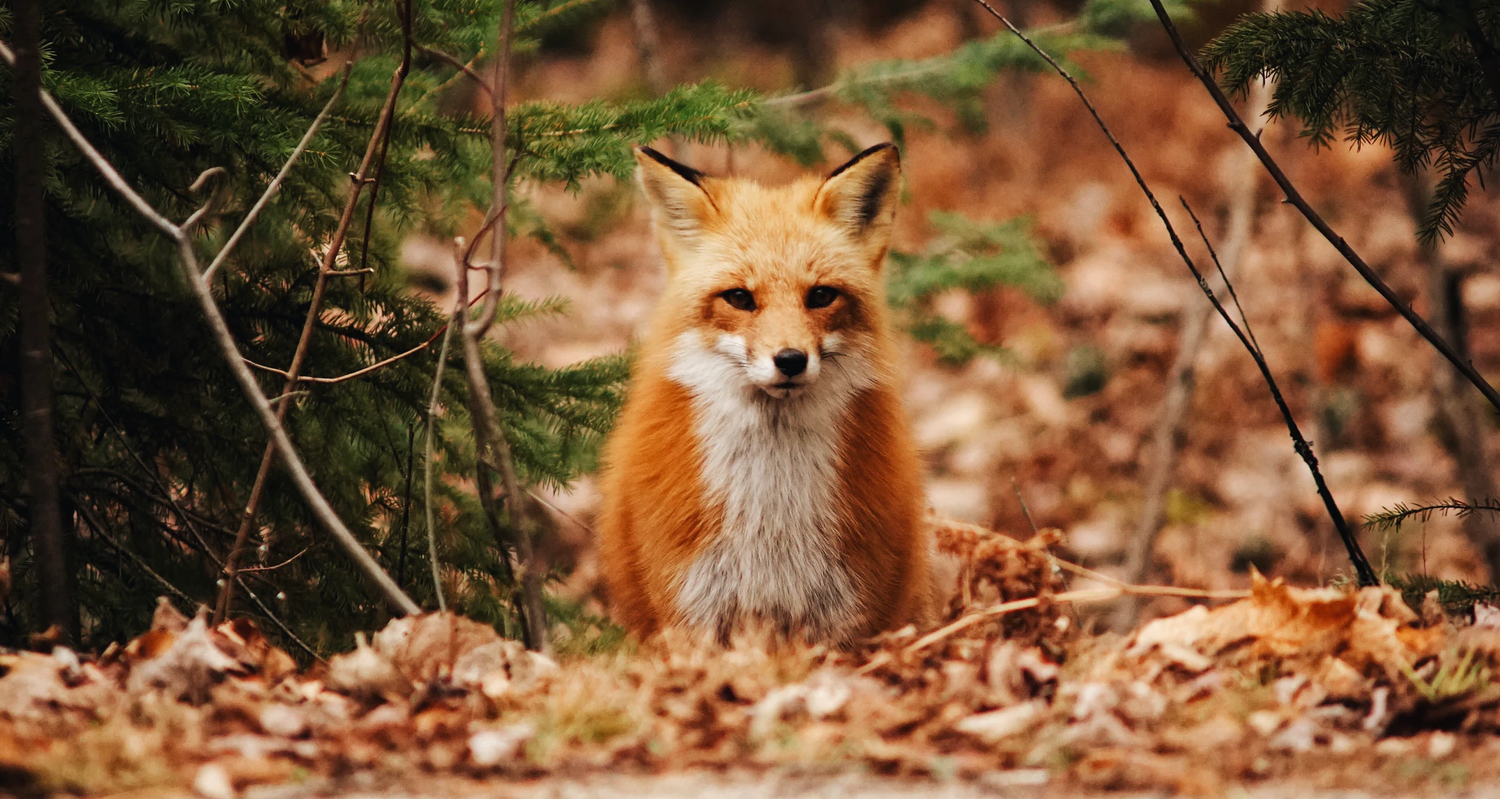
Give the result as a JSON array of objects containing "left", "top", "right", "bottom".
[{"left": 1203, "top": 0, "right": 1500, "bottom": 239}]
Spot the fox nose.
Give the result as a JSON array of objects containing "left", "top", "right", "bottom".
[{"left": 773, "top": 348, "right": 808, "bottom": 377}]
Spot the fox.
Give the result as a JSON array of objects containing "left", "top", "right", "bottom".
[{"left": 597, "top": 142, "right": 932, "bottom": 644}]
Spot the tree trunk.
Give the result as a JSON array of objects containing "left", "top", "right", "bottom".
[{"left": 14, "top": 0, "right": 76, "bottom": 644}]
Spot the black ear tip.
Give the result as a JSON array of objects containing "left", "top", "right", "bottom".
[
  {"left": 636, "top": 145, "right": 708, "bottom": 186},
  {"left": 828, "top": 142, "right": 900, "bottom": 179}
]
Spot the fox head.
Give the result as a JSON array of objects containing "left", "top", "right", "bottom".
[{"left": 635, "top": 143, "right": 902, "bottom": 401}]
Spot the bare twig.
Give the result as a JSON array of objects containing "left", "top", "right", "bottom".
[
  {"left": 423, "top": 248, "right": 463, "bottom": 613},
  {"left": 244, "top": 338, "right": 433, "bottom": 385},
  {"left": 1010, "top": 478, "right": 1039, "bottom": 535},
  {"left": 358, "top": 0, "right": 415, "bottom": 280},
  {"left": 1141, "top": 0, "right": 1500, "bottom": 416},
  {"left": 202, "top": 67, "right": 351, "bottom": 284},
  {"left": 73, "top": 500, "right": 197, "bottom": 608},
  {"left": 397, "top": 423, "right": 416, "bottom": 589},
  {"left": 456, "top": 0, "right": 551, "bottom": 654},
  {"left": 1118, "top": 26, "right": 1277, "bottom": 627},
  {"left": 215, "top": 10, "right": 418, "bottom": 622},
  {"left": 416, "top": 44, "right": 493, "bottom": 96},
  {"left": 236, "top": 547, "right": 313, "bottom": 573},
  {"left": 858, "top": 574, "right": 1249, "bottom": 674},
  {"left": 967, "top": 0, "right": 1379, "bottom": 587},
  {"left": 0, "top": 38, "right": 422, "bottom": 617}
]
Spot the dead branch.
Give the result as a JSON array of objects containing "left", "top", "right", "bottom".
[
  {"left": 1141, "top": 0, "right": 1500, "bottom": 416},
  {"left": 357, "top": 0, "right": 415, "bottom": 279},
  {"left": 201, "top": 66, "right": 351, "bottom": 284},
  {"left": 417, "top": 44, "right": 493, "bottom": 96},
  {"left": 967, "top": 0, "right": 1380, "bottom": 587},
  {"left": 0, "top": 38, "right": 422, "bottom": 618},
  {"left": 455, "top": 0, "right": 551, "bottom": 654},
  {"left": 422, "top": 247, "right": 464, "bottom": 613},
  {"left": 1117, "top": 10, "right": 1279, "bottom": 626},
  {"left": 215, "top": 5, "right": 417, "bottom": 622}
]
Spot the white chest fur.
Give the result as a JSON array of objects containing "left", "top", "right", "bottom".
[{"left": 665, "top": 332, "right": 873, "bottom": 640}]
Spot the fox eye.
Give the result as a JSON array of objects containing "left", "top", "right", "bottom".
[
  {"left": 806, "top": 286, "right": 839, "bottom": 309},
  {"left": 721, "top": 288, "right": 756, "bottom": 311}
]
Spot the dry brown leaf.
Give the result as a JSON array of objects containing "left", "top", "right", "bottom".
[
  {"left": 126, "top": 615, "right": 246, "bottom": 704},
  {"left": 324, "top": 633, "right": 411, "bottom": 702},
  {"left": 0, "top": 649, "right": 121, "bottom": 735},
  {"left": 371, "top": 612, "right": 503, "bottom": 684}
]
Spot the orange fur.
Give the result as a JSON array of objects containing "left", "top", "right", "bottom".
[{"left": 599, "top": 144, "right": 930, "bottom": 642}]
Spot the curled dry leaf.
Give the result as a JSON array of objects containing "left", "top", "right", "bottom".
[
  {"left": 1126, "top": 570, "right": 1437, "bottom": 681},
  {"left": 325, "top": 633, "right": 411, "bottom": 702},
  {"left": 453, "top": 640, "right": 559, "bottom": 700},
  {"left": 372, "top": 612, "right": 503, "bottom": 684},
  {"left": 954, "top": 699, "right": 1047, "bottom": 743},
  {"left": 126, "top": 615, "right": 247, "bottom": 704}
]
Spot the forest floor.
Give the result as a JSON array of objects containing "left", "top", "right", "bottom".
[{"left": 9, "top": 1, "right": 1500, "bottom": 797}]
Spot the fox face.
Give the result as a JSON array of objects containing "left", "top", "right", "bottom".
[{"left": 634, "top": 144, "right": 902, "bottom": 402}]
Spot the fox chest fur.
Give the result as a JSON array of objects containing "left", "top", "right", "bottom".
[{"left": 598, "top": 143, "right": 931, "bottom": 643}]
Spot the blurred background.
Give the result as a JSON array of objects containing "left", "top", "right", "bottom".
[
  {"left": 9, "top": 0, "right": 1496, "bottom": 650},
  {"left": 408, "top": 0, "right": 1500, "bottom": 626}
]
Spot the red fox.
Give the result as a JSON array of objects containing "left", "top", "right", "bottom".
[{"left": 598, "top": 143, "right": 931, "bottom": 643}]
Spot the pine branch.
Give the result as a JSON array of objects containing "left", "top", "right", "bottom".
[
  {"left": 1365, "top": 498, "right": 1500, "bottom": 533},
  {"left": 215, "top": 6, "right": 417, "bottom": 623},
  {"left": 201, "top": 67, "right": 350, "bottom": 284},
  {"left": 0, "top": 38, "right": 423, "bottom": 618}
]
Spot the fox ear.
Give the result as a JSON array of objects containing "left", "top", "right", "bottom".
[
  {"left": 815, "top": 143, "right": 900, "bottom": 248},
  {"left": 634, "top": 146, "right": 717, "bottom": 251}
]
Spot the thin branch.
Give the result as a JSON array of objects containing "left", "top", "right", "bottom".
[
  {"left": 416, "top": 43, "right": 493, "bottom": 96},
  {"left": 1010, "top": 478, "right": 1039, "bottom": 535},
  {"left": 423, "top": 250, "right": 462, "bottom": 613},
  {"left": 1117, "top": 33, "right": 1279, "bottom": 629},
  {"left": 239, "top": 279, "right": 507, "bottom": 388},
  {"left": 201, "top": 66, "right": 351, "bottom": 284},
  {"left": 967, "top": 0, "right": 1379, "bottom": 587},
  {"left": 0, "top": 37, "right": 421, "bottom": 617},
  {"left": 0, "top": 45, "right": 174, "bottom": 237},
  {"left": 244, "top": 338, "right": 432, "bottom": 385},
  {"left": 455, "top": 0, "right": 549, "bottom": 653},
  {"left": 397, "top": 423, "right": 416, "bottom": 590},
  {"left": 236, "top": 546, "right": 312, "bottom": 573},
  {"left": 215, "top": 14, "right": 418, "bottom": 621},
  {"left": 526, "top": 488, "right": 595, "bottom": 535},
  {"left": 358, "top": 0, "right": 415, "bottom": 280},
  {"left": 1141, "top": 0, "right": 1500, "bottom": 416},
  {"left": 73, "top": 499, "right": 196, "bottom": 609}
]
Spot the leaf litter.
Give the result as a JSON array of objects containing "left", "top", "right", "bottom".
[{"left": 3, "top": 523, "right": 1498, "bottom": 796}]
